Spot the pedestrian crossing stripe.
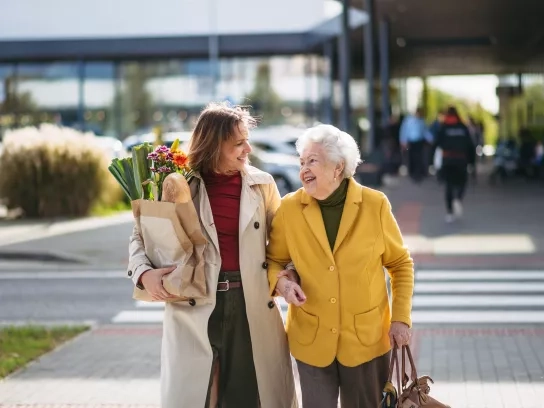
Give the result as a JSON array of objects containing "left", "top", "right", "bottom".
[
  {"left": 416, "top": 270, "right": 544, "bottom": 281},
  {"left": 416, "top": 282, "right": 544, "bottom": 293},
  {"left": 111, "top": 270, "right": 544, "bottom": 324}
]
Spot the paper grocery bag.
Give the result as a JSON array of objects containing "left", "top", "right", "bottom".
[{"left": 131, "top": 199, "right": 208, "bottom": 302}]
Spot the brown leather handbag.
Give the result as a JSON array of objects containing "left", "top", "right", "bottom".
[{"left": 382, "top": 345, "right": 451, "bottom": 408}]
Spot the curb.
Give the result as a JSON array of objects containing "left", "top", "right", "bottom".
[
  {"left": 0, "top": 250, "right": 89, "bottom": 264},
  {"left": 0, "top": 324, "right": 95, "bottom": 382}
]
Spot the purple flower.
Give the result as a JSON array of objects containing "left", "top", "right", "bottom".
[
  {"left": 157, "top": 166, "right": 170, "bottom": 173},
  {"left": 155, "top": 145, "right": 169, "bottom": 154},
  {"left": 150, "top": 167, "right": 156, "bottom": 172},
  {"left": 147, "top": 152, "right": 159, "bottom": 160}
]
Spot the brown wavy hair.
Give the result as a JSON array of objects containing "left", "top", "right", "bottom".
[{"left": 188, "top": 102, "right": 257, "bottom": 174}]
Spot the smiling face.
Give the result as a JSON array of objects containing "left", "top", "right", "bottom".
[
  {"left": 217, "top": 123, "right": 252, "bottom": 174},
  {"left": 299, "top": 142, "right": 344, "bottom": 200}
]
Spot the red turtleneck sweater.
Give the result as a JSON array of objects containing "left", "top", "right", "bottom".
[{"left": 202, "top": 172, "right": 242, "bottom": 271}]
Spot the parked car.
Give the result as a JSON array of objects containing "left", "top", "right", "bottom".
[
  {"left": 94, "top": 135, "right": 127, "bottom": 159},
  {"left": 250, "top": 146, "right": 301, "bottom": 197},
  {"left": 250, "top": 125, "right": 304, "bottom": 157}
]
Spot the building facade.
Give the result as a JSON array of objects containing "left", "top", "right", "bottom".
[{"left": 0, "top": 0, "right": 367, "bottom": 139}]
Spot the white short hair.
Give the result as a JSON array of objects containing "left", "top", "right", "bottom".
[{"left": 296, "top": 124, "right": 362, "bottom": 178}]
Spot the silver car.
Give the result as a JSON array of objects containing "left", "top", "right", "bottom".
[{"left": 250, "top": 146, "right": 301, "bottom": 197}]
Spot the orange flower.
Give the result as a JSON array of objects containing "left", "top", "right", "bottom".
[{"left": 173, "top": 151, "right": 189, "bottom": 168}]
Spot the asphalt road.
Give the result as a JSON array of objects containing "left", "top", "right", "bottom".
[{"left": 0, "top": 270, "right": 134, "bottom": 326}]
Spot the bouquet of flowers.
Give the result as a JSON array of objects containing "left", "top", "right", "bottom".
[{"left": 108, "top": 140, "right": 208, "bottom": 303}]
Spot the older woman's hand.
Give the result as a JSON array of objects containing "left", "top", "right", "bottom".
[
  {"left": 275, "top": 276, "right": 306, "bottom": 306},
  {"left": 277, "top": 268, "right": 300, "bottom": 283},
  {"left": 389, "top": 321, "right": 411, "bottom": 347}
]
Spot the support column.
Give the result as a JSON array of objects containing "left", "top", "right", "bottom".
[
  {"left": 322, "top": 40, "right": 334, "bottom": 124},
  {"left": 339, "top": 0, "right": 352, "bottom": 132},
  {"left": 77, "top": 60, "right": 85, "bottom": 130},
  {"left": 364, "top": 0, "right": 376, "bottom": 153},
  {"left": 208, "top": 0, "right": 219, "bottom": 99},
  {"left": 422, "top": 76, "right": 429, "bottom": 119},
  {"left": 379, "top": 18, "right": 390, "bottom": 127},
  {"left": 12, "top": 63, "right": 20, "bottom": 127},
  {"left": 114, "top": 62, "right": 123, "bottom": 139},
  {"left": 304, "top": 55, "right": 313, "bottom": 126}
]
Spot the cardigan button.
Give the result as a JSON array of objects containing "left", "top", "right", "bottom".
[
  {"left": 268, "top": 300, "right": 275, "bottom": 309},
  {"left": 189, "top": 299, "right": 196, "bottom": 307},
  {"left": 254, "top": 221, "right": 260, "bottom": 229},
  {"left": 128, "top": 270, "right": 133, "bottom": 277},
  {"left": 262, "top": 262, "right": 268, "bottom": 269}
]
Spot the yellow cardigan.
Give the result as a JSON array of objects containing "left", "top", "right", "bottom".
[{"left": 267, "top": 177, "right": 414, "bottom": 368}]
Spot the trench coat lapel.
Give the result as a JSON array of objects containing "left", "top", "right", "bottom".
[
  {"left": 193, "top": 175, "right": 220, "bottom": 253},
  {"left": 301, "top": 190, "right": 335, "bottom": 265},
  {"left": 240, "top": 169, "right": 268, "bottom": 234},
  {"left": 333, "top": 178, "right": 363, "bottom": 254}
]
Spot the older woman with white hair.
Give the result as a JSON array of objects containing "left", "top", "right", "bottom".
[{"left": 267, "top": 124, "right": 414, "bottom": 408}]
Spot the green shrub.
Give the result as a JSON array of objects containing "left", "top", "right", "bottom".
[{"left": 0, "top": 125, "right": 122, "bottom": 218}]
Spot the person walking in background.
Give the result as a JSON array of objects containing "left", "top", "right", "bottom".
[
  {"left": 429, "top": 109, "right": 446, "bottom": 180},
  {"left": 435, "top": 106, "right": 475, "bottom": 223},
  {"left": 400, "top": 107, "right": 433, "bottom": 183}
]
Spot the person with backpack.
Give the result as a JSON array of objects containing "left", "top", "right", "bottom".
[{"left": 435, "top": 106, "right": 475, "bottom": 223}]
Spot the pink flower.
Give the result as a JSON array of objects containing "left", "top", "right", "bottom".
[
  {"left": 147, "top": 152, "right": 159, "bottom": 160},
  {"left": 155, "top": 145, "right": 169, "bottom": 154},
  {"left": 157, "top": 166, "right": 170, "bottom": 173}
]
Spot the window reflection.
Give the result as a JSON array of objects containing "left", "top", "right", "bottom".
[
  {"left": 0, "top": 65, "right": 16, "bottom": 139},
  {"left": 17, "top": 63, "right": 79, "bottom": 128},
  {"left": 0, "top": 55, "right": 329, "bottom": 142},
  {"left": 84, "top": 62, "right": 115, "bottom": 136}
]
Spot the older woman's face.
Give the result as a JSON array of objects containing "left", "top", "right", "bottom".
[
  {"left": 217, "top": 124, "right": 252, "bottom": 174},
  {"left": 299, "top": 142, "right": 341, "bottom": 200}
]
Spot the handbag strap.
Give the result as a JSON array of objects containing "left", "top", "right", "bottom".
[
  {"left": 401, "top": 345, "right": 418, "bottom": 388},
  {"left": 388, "top": 345, "right": 397, "bottom": 382},
  {"left": 388, "top": 344, "right": 402, "bottom": 399}
]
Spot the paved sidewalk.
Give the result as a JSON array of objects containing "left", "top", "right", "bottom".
[
  {"left": 2, "top": 325, "right": 544, "bottom": 407},
  {"left": 0, "top": 326, "right": 161, "bottom": 406},
  {"left": 381, "top": 169, "right": 544, "bottom": 269}
]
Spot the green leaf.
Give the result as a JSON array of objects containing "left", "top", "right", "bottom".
[
  {"left": 108, "top": 157, "right": 140, "bottom": 201},
  {"left": 132, "top": 143, "right": 153, "bottom": 200}
]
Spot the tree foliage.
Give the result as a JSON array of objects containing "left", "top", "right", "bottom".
[{"left": 421, "top": 87, "right": 499, "bottom": 145}]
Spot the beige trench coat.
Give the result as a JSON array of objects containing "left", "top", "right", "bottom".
[{"left": 127, "top": 165, "right": 298, "bottom": 408}]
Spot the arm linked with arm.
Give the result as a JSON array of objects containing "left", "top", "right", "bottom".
[
  {"left": 380, "top": 195, "right": 415, "bottom": 327},
  {"left": 263, "top": 182, "right": 295, "bottom": 270},
  {"left": 266, "top": 203, "right": 292, "bottom": 297}
]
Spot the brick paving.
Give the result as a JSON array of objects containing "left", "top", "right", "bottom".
[
  {"left": 0, "top": 326, "right": 161, "bottom": 406},
  {"left": 1, "top": 325, "right": 544, "bottom": 407}
]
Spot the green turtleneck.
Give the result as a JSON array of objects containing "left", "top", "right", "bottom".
[{"left": 317, "top": 178, "right": 349, "bottom": 250}]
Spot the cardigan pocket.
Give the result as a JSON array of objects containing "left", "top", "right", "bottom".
[
  {"left": 354, "top": 306, "right": 382, "bottom": 346},
  {"left": 290, "top": 307, "right": 319, "bottom": 346}
]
